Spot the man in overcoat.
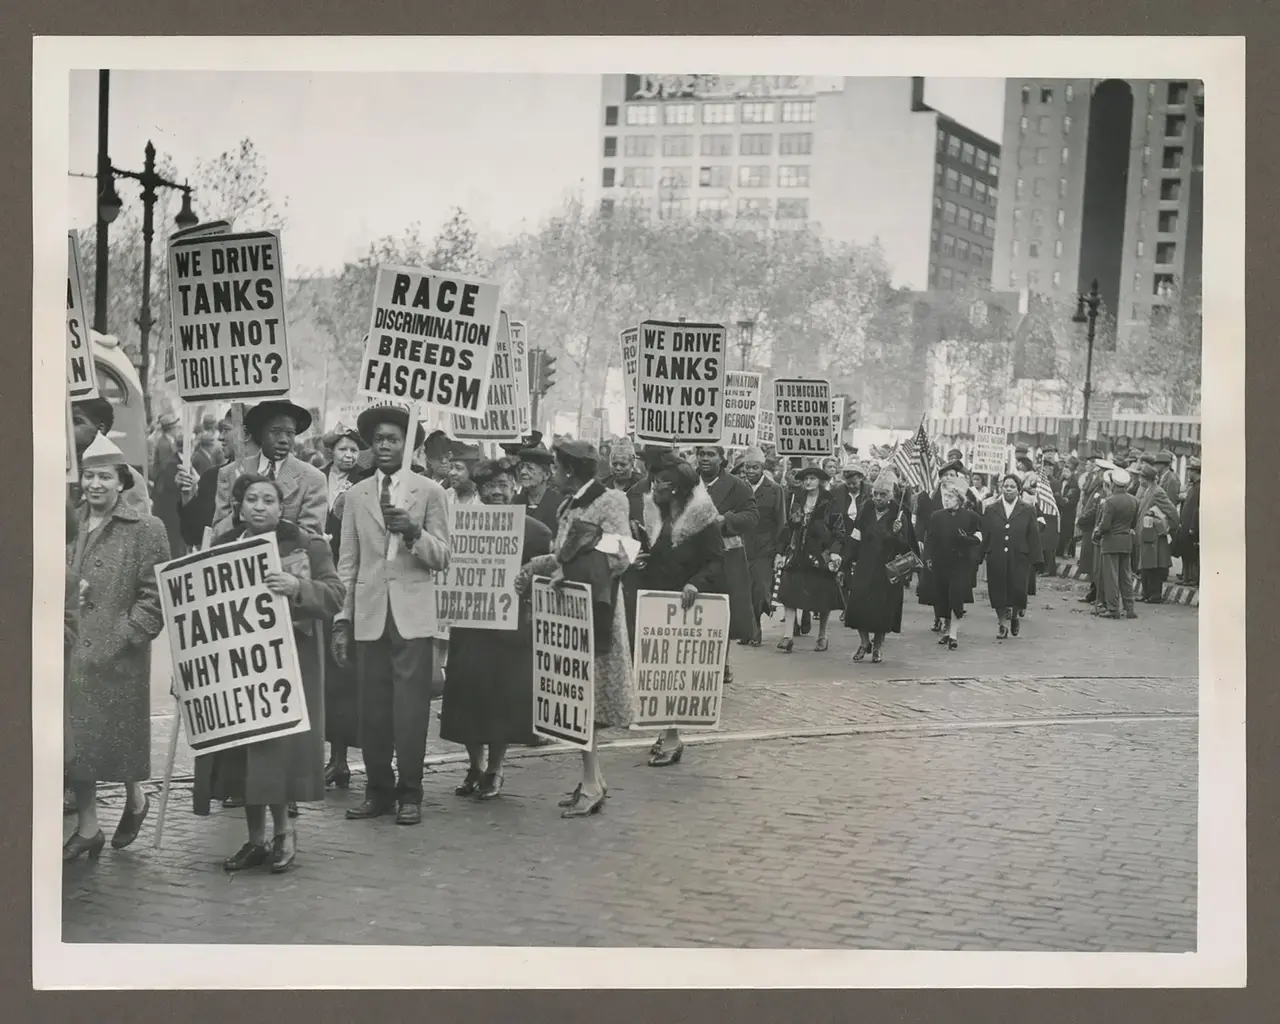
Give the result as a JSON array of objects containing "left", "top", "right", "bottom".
[
  {"left": 737, "top": 446, "right": 787, "bottom": 645},
  {"left": 1175, "top": 457, "right": 1201, "bottom": 585},
  {"left": 695, "top": 445, "right": 760, "bottom": 653},
  {"left": 1093, "top": 468, "right": 1140, "bottom": 619}
]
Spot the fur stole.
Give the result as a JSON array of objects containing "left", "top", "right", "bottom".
[{"left": 642, "top": 482, "right": 720, "bottom": 550}]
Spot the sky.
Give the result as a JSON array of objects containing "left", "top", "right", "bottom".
[{"left": 68, "top": 71, "right": 1005, "bottom": 277}]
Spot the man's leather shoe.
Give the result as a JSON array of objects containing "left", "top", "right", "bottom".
[
  {"left": 345, "top": 796, "right": 395, "bottom": 820},
  {"left": 396, "top": 802, "right": 422, "bottom": 826}
]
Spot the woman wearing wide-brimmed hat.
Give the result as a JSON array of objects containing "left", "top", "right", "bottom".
[{"left": 775, "top": 464, "right": 847, "bottom": 653}]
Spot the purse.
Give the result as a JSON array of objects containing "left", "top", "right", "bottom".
[{"left": 886, "top": 550, "right": 922, "bottom": 586}]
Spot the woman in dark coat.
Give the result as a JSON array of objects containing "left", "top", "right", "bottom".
[
  {"left": 915, "top": 460, "right": 981, "bottom": 631},
  {"left": 981, "top": 473, "right": 1044, "bottom": 639},
  {"left": 924, "top": 481, "right": 985, "bottom": 649},
  {"left": 64, "top": 434, "right": 171, "bottom": 862},
  {"left": 192, "top": 474, "right": 344, "bottom": 874},
  {"left": 841, "top": 469, "right": 919, "bottom": 664},
  {"left": 627, "top": 452, "right": 727, "bottom": 768},
  {"left": 775, "top": 465, "right": 846, "bottom": 653},
  {"left": 441, "top": 458, "right": 553, "bottom": 799}
]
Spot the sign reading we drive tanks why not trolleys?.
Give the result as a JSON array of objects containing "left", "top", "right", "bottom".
[
  {"left": 774, "top": 378, "right": 834, "bottom": 457},
  {"left": 636, "top": 319, "right": 726, "bottom": 444},
  {"left": 360, "top": 265, "right": 503, "bottom": 416},
  {"left": 167, "top": 231, "right": 291, "bottom": 401}
]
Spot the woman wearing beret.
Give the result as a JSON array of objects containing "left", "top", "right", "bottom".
[{"left": 775, "top": 465, "right": 846, "bottom": 653}]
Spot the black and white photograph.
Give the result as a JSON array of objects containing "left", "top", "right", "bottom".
[{"left": 34, "top": 36, "right": 1245, "bottom": 989}]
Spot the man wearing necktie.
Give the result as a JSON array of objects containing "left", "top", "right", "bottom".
[{"left": 331, "top": 405, "right": 450, "bottom": 826}]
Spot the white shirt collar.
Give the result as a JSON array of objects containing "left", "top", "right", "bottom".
[
  {"left": 376, "top": 468, "right": 403, "bottom": 490},
  {"left": 1002, "top": 497, "right": 1018, "bottom": 514},
  {"left": 256, "top": 453, "right": 286, "bottom": 475}
]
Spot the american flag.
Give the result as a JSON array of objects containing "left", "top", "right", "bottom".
[
  {"left": 1028, "top": 475, "right": 1060, "bottom": 518},
  {"left": 890, "top": 423, "right": 938, "bottom": 494}
]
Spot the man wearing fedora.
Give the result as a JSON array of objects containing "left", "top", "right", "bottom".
[
  {"left": 1154, "top": 449, "right": 1182, "bottom": 505},
  {"left": 210, "top": 400, "right": 328, "bottom": 539},
  {"left": 332, "top": 405, "right": 451, "bottom": 826}
]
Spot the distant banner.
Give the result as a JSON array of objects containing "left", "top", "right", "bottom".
[
  {"left": 757, "top": 408, "right": 776, "bottom": 447},
  {"left": 509, "top": 320, "right": 532, "bottom": 435},
  {"left": 635, "top": 319, "right": 726, "bottom": 444},
  {"left": 631, "top": 591, "right": 729, "bottom": 729},
  {"left": 774, "top": 378, "right": 833, "bottom": 457},
  {"left": 433, "top": 504, "right": 525, "bottom": 631},
  {"left": 155, "top": 534, "right": 309, "bottom": 754},
  {"left": 452, "top": 311, "right": 524, "bottom": 442},
  {"left": 720, "top": 371, "right": 761, "bottom": 449},
  {"left": 66, "top": 233, "right": 97, "bottom": 401},
  {"left": 971, "top": 422, "right": 1008, "bottom": 475},
  {"left": 531, "top": 577, "right": 594, "bottom": 749},
  {"left": 620, "top": 326, "right": 640, "bottom": 438},
  {"left": 359, "top": 264, "right": 503, "bottom": 416},
  {"left": 831, "top": 395, "right": 846, "bottom": 452}
]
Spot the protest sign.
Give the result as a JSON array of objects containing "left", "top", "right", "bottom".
[
  {"left": 433, "top": 503, "right": 525, "bottom": 631},
  {"left": 66, "top": 233, "right": 97, "bottom": 401},
  {"left": 631, "top": 590, "right": 729, "bottom": 729},
  {"left": 720, "top": 371, "right": 762, "bottom": 449},
  {"left": 773, "top": 378, "right": 833, "bottom": 457},
  {"left": 620, "top": 326, "right": 640, "bottom": 438},
  {"left": 831, "top": 395, "right": 846, "bottom": 452},
  {"left": 165, "top": 222, "right": 233, "bottom": 385},
  {"left": 757, "top": 407, "right": 776, "bottom": 447},
  {"left": 531, "top": 577, "right": 594, "bottom": 748},
  {"left": 509, "top": 320, "right": 532, "bottom": 435},
  {"left": 971, "top": 422, "right": 1008, "bottom": 475},
  {"left": 155, "top": 534, "right": 309, "bottom": 754},
  {"left": 635, "top": 319, "right": 726, "bottom": 444},
  {"left": 167, "top": 231, "right": 290, "bottom": 402},
  {"left": 452, "top": 311, "right": 523, "bottom": 442},
  {"left": 359, "top": 264, "right": 503, "bottom": 416}
]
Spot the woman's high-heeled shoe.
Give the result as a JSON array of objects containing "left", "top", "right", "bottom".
[
  {"left": 938, "top": 633, "right": 950, "bottom": 645},
  {"left": 815, "top": 636, "right": 828, "bottom": 652},
  {"left": 871, "top": 643, "right": 883, "bottom": 664},
  {"left": 1010, "top": 615, "right": 1020, "bottom": 637},
  {"left": 455, "top": 767, "right": 483, "bottom": 797},
  {"left": 560, "top": 788, "right": 605, "bottom": 819},
  {"left": 776, "top": 637, "right": 794, "bottom": 653},
  {"left": 111, "top": 795, "right": 150, "bottom": 849},
  {"left": 647, "top": 738, "right": 684, "bottom": 768},
  {"left": 63, "top": 830, "right": 105, "bottom": 863},
  {"left": 997, "top": 624, "right": 1009, "bottom": 639},
  {"left": 477, "top": 772, "right": 504, "bottom": 800},
  {"left": 270, "top": 832, "right": 297, "bottom": 873},
  {"left": 931, "top": 617, "right": 942, "bottom": 633},
  {"left": 223, "top": 842, "right": 270, "bottom": 873},
  {"left": 557, "top": 783, "right": 583, "bottom": 808},
  {"left": 947, "top": 637, "right": 959, "bottom": 650},
  {"left": 324, "top": 762, "right": 351, "bottom": 789},
  {"left": 852, "top": 644, "right": 867, "bottom": 662}
]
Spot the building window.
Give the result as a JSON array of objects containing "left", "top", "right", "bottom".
[
  {"left": 933, "top": 194, "right": 943, "bottom": 217},
  {"left": 1059, "top": 176, "right": 1068, "bottom": 199},
  {"left": 989, "top": 155, "right": 1000, "bottom": 178},
  {"left": 1028, "top": 240, "right": 1040, "bottom": 259},
  {"left": 944, "top": 200, "right": 957, "bottom": 223},
  {"left": 1032, "top": 178, "right": 1045, "bottom": 198},
  {"left": 1019, "top": 115, "right": 1030, "bottom": 134},
  {"left": 740, "top": 133, "right": 773, "bottom": 156},
  {"left": 664, "top": 103, "right": 696, "bottom": 125},
  {"left": 1054, "top": 238, "right": 1064, "bottom": 258},
  {"left": 1168, "top": 82, "right": 1189, "bottom": 105},
  {"left": 1134, "top": 271, "right": 1143, "bottom": 291},
  {"left": 600, "top": 198, "right": 615, "bottom": 217},
  {"left": 738, "top": 197, "right": 772, "bottom": 220},
  {"left": 660, "top": 166, "right": 692, "bottom": 190},
  {"left": 944, "top": 135, "right": 959, "bottom": 158},
  {"left": 931, "top": 227, "right": 939, "bottom": 243},
  {"left": 776, "top": 198, "right": 809, "bottom": 220},
  {"left": 1153, "top": 273, "right": 1175, "bottom": 297},
  {"left": 699, "top": 165, "right": 731, "bottom": 188},
  {"left": 1156, "top": 241, "right": 1177, "bottom": 264},
  {"left": 1060, "top": 146, "right": 1070, "bottom": 163},
  {"left": 624, "top": 135, "right": 656, "bottom": 157},
  {"left": 601, "top": 167, "right": 616, "bottom": 188},
  {"left": 958, "top": 207, "right": 972, "bottom": 230},
  {"left": 956, "top": 239, "right": 969, "bottom": 260},
  {"left": 1159, "top": 210, "right": 1180, "bottom": 232},
  {"left": 1063, "top": 115, "right": 1073, "bottom": 133},
  {"left": 1165, "top": 114, "right": 1186, "bottom": 138},
  {"left": 1052, "top": 270, "right": 1062, "bottom": 287},
  {"left": 1010, "top": 239, "right": 1020, "bottom": 258},
  {"left": 985, "top": 219, "right": 995, "bottom": 239},
  {"left": 946, "top": 168, "right": 960, "bottom": 191},
  {"left": 1038, "top": 115, "right": 1051, "bottom": 133},
  {"left": 662, "top": 135, "right": 693, "bottom": 157},
  {"left": 658, "top": 196, "right": 689, "bottom": 219},
  {"left": 941, "top": 233, "right": 956, "bottom": 256},
  {"left": 1136, "top": 240, "right": 1145, "bottom": 257},
  {"left": 605, "top": 106, "right": 619, "bottom": 126},
  {"left": 701, "top": 134, "right": 733, "bottom": 156},
  {"left": 937, "top": 128, "right": 947, "bottom": 149},
  {"left": 1163, "top": 147, "right": 1184, "bottom": 170},
  {"left": 1021, "top": 85, "right": 1031, "bottom": 104},
  {"left": 1041, "top": 86, "right": 1054, "bottom": 104},
  {"left": 701, "top": 102, "right": 736, "bottom": 124},
  {"left": 975, "top": 181, "right": 987, "bottom": 204},
  {"left": 1056, "top": 208, "right": 1065, "bottom": 228},
  {"left": 960, "top": 174, "right": 973, "bottom": 196},
  {"left": 972, "top": 212, "right": 985, "bottom": 235},
  {"left": 1015, "top": 178, "right": 1026, "bottom": 199},
  {"left": 971, "top": 244, "right": 985, "bottom": 265},
  {"left": 738, "top": 165, "right": 770, "bottom": 188},
  {"left": 935, "top": 161, "right": 944, "bottom": 184},
  {"left": 1065, "top": 84, "right": 1074, "bottom": 102},
  {"left": 940, "top": 267, "right": 953, "bottom": 289},
  {"left": 780, "top": 101, "right": 814, "bottom": 123},
  {"left": 779, "top": 132, "right": 813, "bottom": 155},
  {"left": 696, "top": 197, "right": 731, "bottom": 221},
  {"left": 1027, "top": 270, "right": 1040, "bottom": 288},
  {"left": 975, "top": 149, "right": 989, "bottom": 172},
  {"left": 778, "top": 165, "right": 810, "bottom": 188},
  {"left": 1013, "top": 209, "right": 1023, "bottom": 229},
  {"left": 603, "top": 136, "right": 617, "bottom": 158},
  {"left": 1161, "top": 179, "right": 1182, "bottom": 202},
  {"left": 620, "top": 166, "right": 654, "bottom": 188},
  {"left": 962, "top": 142, "right": 975, "bottom": 164},
  {"left": 741, "top": 101, "right": 774, "bottom": 123},
  {"left": 625, "top": 104, "right": 658, "bottom": 126}
]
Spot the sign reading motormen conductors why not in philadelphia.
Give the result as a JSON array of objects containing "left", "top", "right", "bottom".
[
  {"left": 433, "top": 503, "right": 526, "bottom": 631},
  {"left": 531, "top": 577, "right": 594, "bottom": 749},
  {"left": 773, "top": 377, "right": 834, "bottom": 457},
  {"left": 167, "top": 231, "right": 291, "bottom": 401},
  {"left": 632, "top": 591, "right": 729, "bottom": 729},
  {"left": 360, "top": 265, "right": 503, "bottom": 416},
  {"left": 155, "top": 534, "right": 309, "bottom": 754},
  {"left": 635, "top": 319, "right": 726, "bottom": 444}
]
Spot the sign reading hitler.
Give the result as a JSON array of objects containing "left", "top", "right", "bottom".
[
  {"left": 970, "top": 422, "right": 1008, "bottom": 476},
  {"left": 167, "top": 231, "right": 290, "bottom": 401},
  {"left": 774, "top": 378, "right": 833, "bottom": 457},
  {"left": 636, "top": 319, "right": 726, "bottom": 444},
  {"left": 360, "top": 265, "right": 502, "bottom": 416}
]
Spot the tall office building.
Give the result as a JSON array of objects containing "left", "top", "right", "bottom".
[
  {"left": 595, "top": 75, "right": 999, "bottom": 290},
  {"left": 990, "top": 79, "right": 1205, "bottom": 348}
]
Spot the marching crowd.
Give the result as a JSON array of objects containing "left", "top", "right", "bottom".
[{"left": 62, "top": 395, "right": 1201, "bottom": 874}]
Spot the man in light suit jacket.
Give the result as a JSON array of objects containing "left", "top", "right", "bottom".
[
  {"left": 209, "top": 400, "right": 327, "bottom": 539},
  {"left": 332, "top": 405, "right": 451, "bottom": 826}
]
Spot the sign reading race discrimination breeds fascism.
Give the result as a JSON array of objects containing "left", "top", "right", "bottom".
[
  {"left": 155, "top": 534, "right": 309, "bottom": 755},
  {"left": 360, "top": 265, "right": 503, "bottom": 416},
  {"left": 773, "top": 378, "right": 834, "bottom": 457},
  {"left": 167, "top": 231, "right": 291, "bottom": 401},
  {"left": 432, "top": 503, "right": 526, "bottom": 631},
  {"left": 635, "top": 319, "right": 726, "bottom": 445},
  {"left": 531, "top": 577, "right": 594, "bottom": 749},
  {"left": 632, "top": 591, "right": 729, "bottom": 729}
]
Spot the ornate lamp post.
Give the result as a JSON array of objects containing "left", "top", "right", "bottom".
[{"left": 1071, "top": 278, "right": 1102, "bottom": 457}]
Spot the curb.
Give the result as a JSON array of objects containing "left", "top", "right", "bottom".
[{"left": 1053, "top": 561, "right": 1199, "bottom": 607}]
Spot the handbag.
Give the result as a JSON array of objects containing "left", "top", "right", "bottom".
[{"left": 886, "top": 550, "right": 922, "bottom": 586}]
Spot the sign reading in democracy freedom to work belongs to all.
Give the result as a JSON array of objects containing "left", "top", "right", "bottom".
[
  {"left": 636, "top": 319, "right": 726, "bottom": 444},
  {"left": 632, "top": 591, "right": 729, "bottom": 728},
  {"left": 167, "top": 231, "right": 291, "bottom": 401},
  {"left": 970, "top": 422, "right": 1009, "bottom": 476},
  {"left": 531, "top": 577, "right": 595, "bottom": 749},
  {"left": 452, "top": 311, "right": 524, "bottom": 442},
  {"left": 360, "top": 265, "right": 503, "bottom": 416},
  {"left": 433, "top": 503, "right": 526, "bottom": 631},
  {"left": 774, "top": 378, "right": 833, "bottom": 457},
  {"left": 720, "top": 371, "right": 761, "bottom": 449},
  {"left": 66, "top": 232, "right": 97, "bottom": 401},
  {"left": 155, "top": 534, "right": 309, "bottom": 754}
]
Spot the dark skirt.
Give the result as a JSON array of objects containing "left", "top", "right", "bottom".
[
  {"left": 930, "top": 558, "right": 976, "bottom": 619},
  {"left": 438, "top": 627, "right": 534, "bottom": 746},
  {"left": 777, "top": 566, "right": 845, "bottom": 614},
  {"left": 747, "top": 555, "right": 776, "bottom": 617},
  {"left": 323, "top": 622, "right": 360, "bottom": 750},
  {"left": 842, "top": 567, "right": 907, "bottom": 635}
]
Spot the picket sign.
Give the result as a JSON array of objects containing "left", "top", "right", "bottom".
[
  {"left": 773, "top": 378, "right": 833, "bottom": 457},
  {"left": 531, "top": 576, "right": 595, "bottom": 749},
  {"left": 66, "top": 232, "right": 98, "bottom": 401},
  {"left": 634, "top": 319, "right": 727, "bottom": 445},
  {"left": 631, "top": 591, "right": 729, "bottom": 730}
]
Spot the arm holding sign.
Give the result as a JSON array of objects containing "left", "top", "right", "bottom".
[{"left": 407, "top": 476, "right": 451, "bottom": 572}]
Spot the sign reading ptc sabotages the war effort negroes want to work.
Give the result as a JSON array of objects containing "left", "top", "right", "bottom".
[
  {"left": 508, "top": 320, "right": 532, "bottom": 435},
  {"left": 619, "top": 325, "right": 640, "bottom": 438},
  {"left": 774, "top": 378, "right": 834, "bottom": 457},
  {"left": 451, "top": 311, "right": 524, "bottom": 442},
  {"left": 632, "top": 590, "right": 729, "bottom": 729},
  {"left": 167, "top": 231, "right": 291, "bottom": 402},
  {"left": 720, "top": 370, "right": 761, "bottom": 449},
  {"left": 531, "top": 577, "right": 594, "bottom": 749},
  {"left": 155, "top": 534, "right": 309, "bottom": 754},
  {"left": 636, "top": 319, "right": 726, "bottom": 444},
  {"left": 360, "top": 265, "right": 503, "bottom": 416},
  {"left": 433, "top": 504, "right": 526, "bottom": 631},
  {"left": 970, "top": 422, "right": 1009, "bottom": 476},
  {"left": 66, "top": 232, "right": 97, "bottom": 401}
]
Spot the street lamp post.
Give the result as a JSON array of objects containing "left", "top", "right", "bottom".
[
  {"left": 736, "top": 318, "right": 756, "bottom": 370},
  {"left": 1072, "top": 278, "right": 1102, "bottom": 458}
]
